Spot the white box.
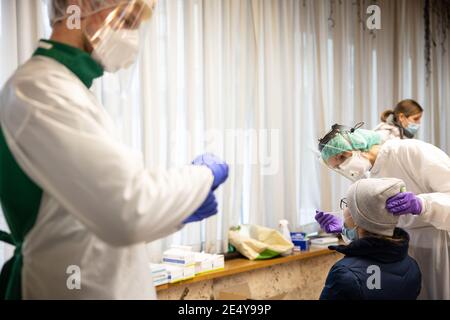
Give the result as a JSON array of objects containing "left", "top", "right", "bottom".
[
  {"left": 153, "top": 277, "right": 169, "bottom": 286},
  {"left": 149, "top": 263, "right": 169, "bottom": 286},
  {"left": 153, "top": 273, "right": 168, "bottom": 281},
  {"left": 212, "top": 254, "right": 225, "bottom": 270},
  {"left": 150, "top": 263, "right": 167, "bottom": 274},
  {"left": 162, "top": 248, "right": 195, "bottom": 266},
  {"left": 310, "top": 237, "right": 339, "bottom": 246},
  {"left": 164, "top": 264, "right": 185, "bottom": 283},
  {"left": 194, "top": 252, "right": 214, "bottom": 274},
  {"left": 152, "top": 273, "right": 169, "bottom": 285},
  {"left": 183, "top": 264, "right": 196, "bottom": 280}
]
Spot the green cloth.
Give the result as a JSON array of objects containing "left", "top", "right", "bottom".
[
  {"left": 321, "top": 129, "right": 381, "bottom": 161},
  {"left": 33, "top": 39, "right": 103, "bottom": 88},
  {"left": 0, "top": 128, "right": 43, "bottom": 300},
  {"left": 256, "top": 248, "right": 282, "bottom": 260}
]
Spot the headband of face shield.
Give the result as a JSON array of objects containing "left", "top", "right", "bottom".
[
  {"left": 48, "top": 0, "right": 155, "bottom": 25},
  {"left": 318, "top": 123, "right": 381, "bottom": 181},
  {"left": 48, "top": 0, "right": 156, "bottom": 72},
  {"left": 318, "top": 123, "right": 364, "bottom": 153}
]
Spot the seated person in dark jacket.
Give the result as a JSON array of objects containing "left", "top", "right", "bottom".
[{"left": 319, "top": 178, "right": 422, "bottom": 300}]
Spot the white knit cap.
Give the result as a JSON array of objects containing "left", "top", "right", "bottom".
[{"left": 346, "top": 178, "right": 405, "bottom": 236}]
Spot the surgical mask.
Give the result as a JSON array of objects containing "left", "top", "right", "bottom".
[
  {"left": 342, "top": 225, "right": 359, "bottom": 244},
  {"left": 91, "top": 26, "right": 140, "bottom": 73},
  {"left": 336, "top": 151, "right": 372, "bottom": 182},
  {"left": 404, "top": 123, "right": 420, "bottom": 137}
]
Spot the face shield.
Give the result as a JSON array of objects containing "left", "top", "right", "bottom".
[
  {"left": 48, "top": 0, "right": 156, "bottom": 73},
  {"left": 318, "top": 123, "right": 380, "bottom": 182},
  {"left": 47, "top": 0, "right": 157, "bottom": 130}
]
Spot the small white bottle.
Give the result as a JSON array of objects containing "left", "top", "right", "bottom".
[{"left": 279, "top": 219, "right": 293, "bottom": 256}]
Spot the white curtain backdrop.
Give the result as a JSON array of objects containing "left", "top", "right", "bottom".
[{"left": 1, "top": 0, "right": 450, "bottom": 266}]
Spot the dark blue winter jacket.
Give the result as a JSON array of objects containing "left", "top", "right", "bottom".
[{"left": 320, "top": 228, "right": 421, "bottom": 300}]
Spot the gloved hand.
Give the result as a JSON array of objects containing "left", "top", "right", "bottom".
[
  {"left": 315, "top": 211, "right": 343, "bottom": 234},
  {"left": 386, "top": 192, "right": 423, "bottom": 216},
  {"left": 183, "top": 191, "right": 218, "bottom": 224},
  {"left": 192, "top": 153, "right": 229, "bottom": 191}
]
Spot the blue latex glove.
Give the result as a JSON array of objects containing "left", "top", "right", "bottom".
[
  {"left": 192, "top": 153, "right": 229, "bottom": 191},
  {"left": 315, "top": 211, "right": 343, "bottom": 234},
  {"left": 183, "top": 191, "right": 218, "bottom": 224},
  {"left": 386, "top": 192, "right": 423, "bottom": 216}
]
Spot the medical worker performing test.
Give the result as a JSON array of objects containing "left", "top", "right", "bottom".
[
  {"left": 0, "top": 0, "right": 229, "bottom": 300},
  {"left": 315, "top": 123, "right": 450, "bottom": 300}
]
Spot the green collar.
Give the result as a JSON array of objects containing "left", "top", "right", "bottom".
[{"left": 33, "top": 39, "right": 104, "bottom": 88}]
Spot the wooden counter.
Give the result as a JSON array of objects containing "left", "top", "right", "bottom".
[{"left": 156, "top": 245, "right": 336, "bottom": 291}]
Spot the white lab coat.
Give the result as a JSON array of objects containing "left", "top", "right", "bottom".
[
  {"left": 371, "top": 139, "right": 450, "bottom": 300},
  {"left": 373, "top": 121, "right": 402, "bottom": 145},
  {"left": 0, "top": 56, "right": 214, "bottom": 299}
]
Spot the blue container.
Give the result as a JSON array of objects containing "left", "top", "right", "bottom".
[{"left": 290, "top": 232, "right": 309, "bottom": 251}]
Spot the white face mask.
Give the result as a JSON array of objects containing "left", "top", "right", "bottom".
[
  {"left": 336, "top": 151, "right": 372, "bottom": 182},
  {"left": 91, "top": 26, "right": 140, "bottom": 73}
]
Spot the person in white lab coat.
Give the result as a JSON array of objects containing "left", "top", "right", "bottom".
[
  {"left": 373, "top": 99, "right": 424, "bottom": 144},
  {"left": 0, "top": 0, "right": 229, "bottom": 300},
  {"left": 316, "top": 123, "right": 450, "bottom": 300}
]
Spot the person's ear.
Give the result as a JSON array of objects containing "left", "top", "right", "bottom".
[
  {"left": 343, "top": 208, "right": 356, "bottom": 228},
  {"left": 398, "top": 113, "right": 407, "bottom": 127},
  {"left": 357, "top": 227, "right": 365, "bottom": 239}
]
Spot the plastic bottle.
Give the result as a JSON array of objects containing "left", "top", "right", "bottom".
[{"left": 279, "top": 220, "right": 293, "bottom": 256}]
